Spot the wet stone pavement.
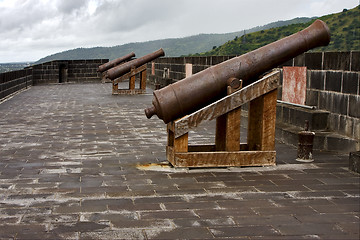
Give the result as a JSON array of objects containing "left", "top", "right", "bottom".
[{"left": 0, "top": 83, "right": 359, "bottom": 239}]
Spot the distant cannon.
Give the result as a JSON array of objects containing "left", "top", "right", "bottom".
[
  {"left": 144, "top": 20, "right": 330, "bottom": 124},
  {"left": 106, "top": 48, "right": 165, "bottom": 80},
  {"left": 107, "top": 49, "right": 165, "bottom": 95},
  {"left": 97, "top": 52, "right": 135, "bottom": 73}
]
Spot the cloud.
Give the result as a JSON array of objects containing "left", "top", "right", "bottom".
[
  {"left": 0, "top": 0, "right": 358, "bottom": 62},
  {"left": 56, "top": 0, "right": 88, "bottom": 14}
]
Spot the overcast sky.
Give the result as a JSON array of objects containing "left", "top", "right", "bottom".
[{"left": 0, "top": 0, "right": 358, "bottom": 63}]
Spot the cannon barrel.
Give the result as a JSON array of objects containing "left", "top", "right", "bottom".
[
  {"left": 106, "top": 48, "right": 165, "bottom": 80},
  {"left": 97, "top": 52, "right": 135, "bottom": 73},
  {"left": 145, "top": 20, "right": 330, "bottom": 124}
]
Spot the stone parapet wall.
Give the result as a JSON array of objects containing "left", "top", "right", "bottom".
[
  {"left": 306, "top": 69, "right": 359, "bottom": 140},
  {"left": 147, "top": 56, "right": 236, "bottom": 87},
  {"left": 0, "top": 68, "right": 33, "bottom": 101},
  {"left": 1, "top": 59, "right": 108, "bottom": 100},
  {"left": 148, "top": 51, "right": 359, "bottom": 86},
  {"left": 32, "top": 59, "right": 108, "bottom": 85},
  {"left": 286, "top": 51, "right": 359, "bottom": 71}
]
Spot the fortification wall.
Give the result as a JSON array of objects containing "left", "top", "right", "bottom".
[
  {"left": 0, "top": 68, "right": 33, "bottom": 101},
  {"left": 32, "top": 59, "right": 108, "bottom": 85},
  {"left": 0, "top": 59, "right": 108, "bottom": 101}
]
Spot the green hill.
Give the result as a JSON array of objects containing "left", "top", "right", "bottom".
[
  {"left": 193, "top": 6, "right": 359, "bottom": 56},
  {"left": 35, "top": 17, "right": 313, "bottom": 64}
]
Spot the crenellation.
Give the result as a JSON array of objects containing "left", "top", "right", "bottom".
[
  {"left": 349, "top": 95, "right": 360, "bottom": 118},
  {"left": 350, "top": 51, "right": 360, "bottom": 71},
  {"left": 305, "top": 52, "right": 323, "bottom": 69},
  {"left": 324, "top": 51, "right": 351, "bottom": 71},
  {"left": 294, "top": 53, "right": 305, "bottom": 66},
  {"left": 309, "top": 70, "right": 326, "bottom": 90},
  {"left": 325, "top": 71, "right": 342, "bottom": 92},
  {"left": 342, "top": 71, "right": 359, "bottom": 94}
]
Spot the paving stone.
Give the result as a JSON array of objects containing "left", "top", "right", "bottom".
[
  {"left": 53, "top": 204, "right": 107, "bottom": 214},
  {"left": 217, "top": 199, "right": 275, "bottom": 209},
  {"left": 81, "top": 229, "right": 147, "bottom": 239},
  {"left": 145, "top": 227, "right": 213, "bottom": 239},
  {"left": 294, "top": 213, "right": 359, "bottom": 224},
  {"left": 205, "top": 186, "right": 258, "bottom": 194},
  {"left": 52, "top": 221, "right": 109, "bottom": 233},
  {"left": 186, "top": 194, "right": 241, "bottom": 202},
  {"left": 306, "top": 183, "right": 359, "bottom": 192},
  {"left": 253, "top": 205, "right": 318, "bottom": 216},
  {"left": 224, "top": 180, "right": 276, "bottom": 187},
  {"left": 82, "top": 212, "right": 159, "bottom": 228},
  {"left": 124, "top": 202, "right": 163, "bottom": 211},
  {"left": 255, "top": 184, "right": 310, "bottom": 192},
  {"left": 234, "top": 214, "right": 300, "bottom": 226},
  {"left": 238, "top": 192, "right": 292, "bottom": 200},
  {"left": 330, "top": 197, "right": 360, "bottom": 205},
  {"left": 0, "top": 206, "right": 52, "bottom": 216},
  {"left": 133, "top": 196, "right": 185, "bottom": 204},
  {"left": 21, "top": 213, "right": 79, "bottom": 224},
  {"left": 271, "top": 179, "right": 325, "bottom": 186},
  {"left": 241, "top": 174, "right": 290, "bottom": 181},
  {"left": 270, "top": 198, "right": 335, "bottom": 207},
  {"left": 0, "top": 224, "right": 47, "bottom": 239},
  {"left": 176, "top": 181, "right": 226, "bottom": 190},
  {"left": 286, "top": 173, "right": 339, "bottom": 180},
  {"left": 173, "top": 217, "right": 236, "bottom": 227},
  {"left": 195, "top": 208, "right": 256, "bottom": 218},
  {"left": 163, "top": 201, "right": 219, "bottom": 210},
  {"left": 210, "top": 225, "right": 280, "bottom": 238},
  {"left": 0, "top": 216, "right": 20, "bottom": 224},
  {"left": 154, "top": 188, "right": 207, "bottom": 196},
  {"left": 311, "top": 204, "right": 359, "bottom": 213},
  {"left": 336, "top": 222, "right": 360, "bottom": 236},
  {"left": 168, "top": 172, "right": 215, "bottom": 179},
  {"left": 195, "top": 175, "right": 243, "bottom": 183},
  {"left": 289, "top": 190, "right": 348, "bottom": 198},
  {"left": 274, "top": 223, "right": 348, "bottom": 236},
  {"left": 140, "top": 210, "right": 197, "bottom": 219}
]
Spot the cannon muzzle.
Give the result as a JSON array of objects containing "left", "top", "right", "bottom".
[
  {"left": 145, "top": 20, "right": 330, "bottom": 123},
  {"left": 97, "top": 52, "right": 135, "bottom": 73},
  {"left": 106, "top": 48, "right": 165, "bottom": 80}
]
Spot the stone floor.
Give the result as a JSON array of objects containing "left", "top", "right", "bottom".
[{"left": 0, "top": 83, "right": 359, "bottom": 239}]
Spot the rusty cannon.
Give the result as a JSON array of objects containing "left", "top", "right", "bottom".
[
  {"left": 106, "top": 48, "right": 165, "bottom": 80},
  {"left": 108, "top": 49, "right": 165, "bottom": 95},
  {"left": 144, "top": 20, "right": 330, "bottom": 124},
  {"left": 97, "top": 52, "right": 135, "bottom": 73}
]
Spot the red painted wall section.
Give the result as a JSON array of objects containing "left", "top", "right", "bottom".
[{"left": 282, "top": 67, "right": 307, "bottom": 105}]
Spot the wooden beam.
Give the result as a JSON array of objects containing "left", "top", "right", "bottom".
[
  {"left": 215, "top": 84, "right": 242, "bottom": 151},
  {"left": 174, "top": 151, "right": 276, "bottom": 168},
  {"left": 140, "top": 69, "right": 147, "bottom": 90},
  {"left": 113, "top": 64, "right": 147, "bottom": 84},
  {"left": 129, "top": 75, "right": 136, "bottom": 90},
  {"left": 174, "top": 71, "right": 279, "bottom": 138},
  {"left": 247, "top": 89, "right": 277, "bottom": 151},
  {"left": 188, "top": 144, "right": 248, "bottom": 152}
]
